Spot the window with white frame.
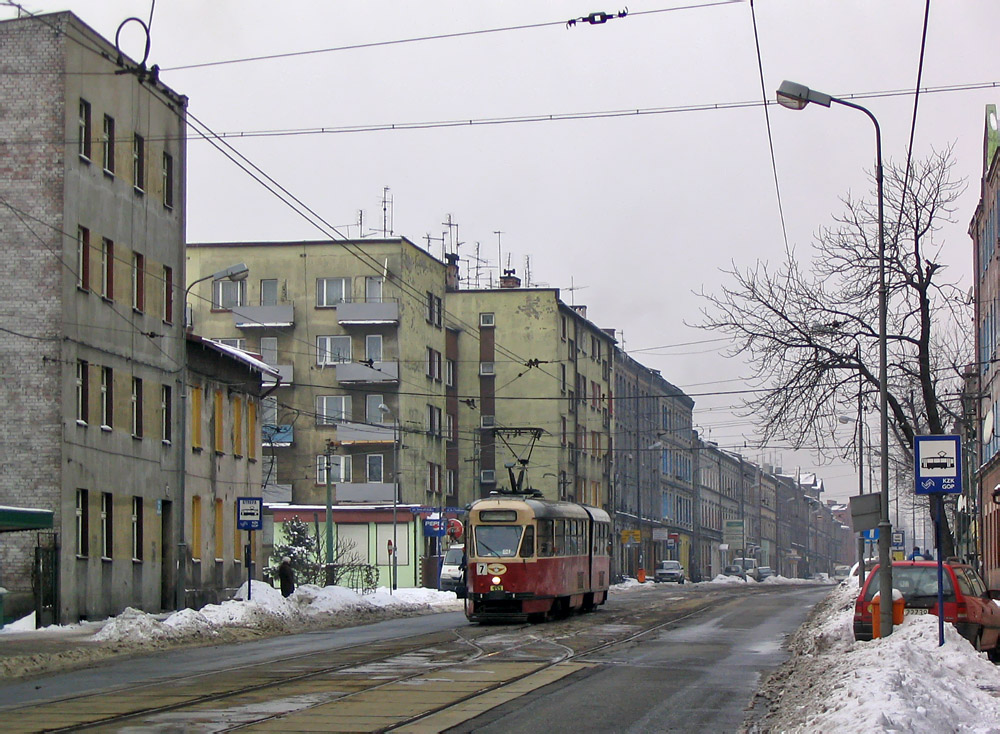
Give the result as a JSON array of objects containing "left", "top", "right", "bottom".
[
  {"left": 213, "top": 278, "right": 245, "bottom": 309},
  {"left": 78, "top": 99, "right": 91, "bottom": 160},
  {"left": 479, "top": 361, "right": 495, "bottom": 376},
  {"left": 316, "top": 395, "right": 351, "bottom": 425},
  {"left": 426, "top": 347, "right": 442, "bottom": 381},
  {"left": 479, "top": 312, "right": 494, "bottom": 327},
  {"left": 132, "top": 133, "right": 145, "bottom": 192},
  {"left": 366, "top": 394, "right": 384, "bottom": 425},
  {"left": 131, "top": 377, "right": 143, "bottom": 438},
  {"left": 261, "top": 395, "right": 278, "bottom": 426},
  {"left": 317, "top": 454, "right": 352, "bottom": 484},
  {"left": 446, "top": 358, "right": 456, "bottom": 387},
  {"left": 161, "top": 384, "right": 172, "bottom": 443},
  {"left": 100, "top": 238, "right": 113, "bottom": 299},
  {"left": 365, "top": 276, "right": 383, "bottom": 303},
  {"left": 366, "top": 454, "right": 384, "bottom": 483},
  {"left": 162, "top": 151, "right": 173, "bottom": 209},
  {"left": 132, "top": 252, "right": 144, "bottom": 312},
  {"left": 75, "top": 488, "right": 89, "bottom": 556},
  {"left": 100, "top": 491, "right": 112, "bottom": 558},
  {"left": 163, "top": 265, "right": 173, "bottom": 323},
  {"left": 260, "top": 337, "right": 278, "bottom": 365},
  {"left": 77, "top": 226, "right": 90, "bottom": 290},
  {"left": 447, "top": 469, "right": 456, "bottom": 495},
  {"left": 260, "top": 278, "right": 278, "bottom": 306},
  {"left": 131, "top": 496, "right": 143, "bottom": 561},
  {"left": 101, "top": 366, "right": 113, "bottom": 428},
  {"left": 365, "top": 334, "right": 383, "bottom": 362},
  {"left": 445, "top": 412, "right": 455, "bottom": 442},
  {"left": 76, "top": 359, "right": 88, "bottom": 424},
  {"left": 316, "top": 277, "right": 351, "bottom": 306},
  {"left": 316, "top": 335, "right": 351, "bottom": 365},
  {"left": 102, "top": 114, "right": 115, "bottom": 174},
  {"left": 427, "top": 404, "right": 442, "bottom": 436},
  {"left": 212, "top": 337, "right": 246, "bottom": 351}
]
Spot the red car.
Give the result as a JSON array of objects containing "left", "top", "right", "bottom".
[{"left": 853, "top": 561, "right": 1000, "bottom": 660}]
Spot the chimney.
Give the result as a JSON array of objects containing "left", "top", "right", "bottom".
[
  {"left": 570, "top": 304, "right": 587, "bottom": 319},
  {"left": 445, "top": 253, "right": 460, "bottom": 292},
  {"left": 500, "top": 268, "right": 521, "bottom": 289}
]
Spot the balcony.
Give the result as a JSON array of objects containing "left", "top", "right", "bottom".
[
  {"left": 337, "top": 300, "right": 399, "bottom": 325},
  {"left": 263, "top": 364, "right": 293, "bottom": 387},
  {"left": 262, "top": 423, "right": 293, "bottom": 447},
  {"left": 335, "top": 421, "right": 395, "bottom": 445},
  {"left": 231, "top": 304, "right": 294, "bottom": 329},
  {"left": 336, "top": 360, "right": 399, "bottom": 384},
  {"left": 336, "top": 482, "right": 396, "bottom": 503}
]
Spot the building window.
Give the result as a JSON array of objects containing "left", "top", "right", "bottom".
[
  {"left": 260, "top": 278, "right": 278, "bottom": 306},
  {"left": 560, "top": 364, "right": 566, "bottom": 394},
  {"left": 163, "top": 266, "right": 173, "bottom": 323},
  {"left": 560, "top": 315, "right": 567, "bottom": 341},
  {"left": 446, "top": 359, "right": 456, "bottom": 387},
  {"left": 367, "top": 454, "right": 384, "bottom": 483},
  {"left": 260, "top": 336, "right": 278, "bottom": 365},
  {"left": 215, "top": 499, "right": 224, "bottom": 560},
  {"left": 233, "top": 397, "right": 244, "bottom": 457},
  {"left": 131, "top": 377, "right": 143, "bottom": 438},
  {"left": 191, "top": 387, "right": 203, "bottom": 449},
  {"left": 76, "top": 359, "right": 89, "bottom": 424},
  {"left": 191, "top": 495, "right": 201, "bottom": 561},
  {"left": 213, "top": 389, "right": 224, "bottom": 454},
  {"left": 426, "top": 348, "right": 442, "bottom": 381},
  {"left": 100, "top": 238, "right": 114, "bottom": 300},
  {"left": 101, "top": 366, "right": 113, "bottom": 429},
  {"left": 479, "top": 313, "right": 495, "bottom": 327},
  {"left": 427, "top": 462, "right": 442, "bottom": 494},
  {"left": 75, "top": 489, "right": 89, "bottom": 557},
  {"left": 316, "top": 335, "right": 351, "bottom": 365},
  {"left": 78, "top": 99, "right": 91, "bottom": 160},
  {"left": 427, "top": 404, "right": 442, "bottom": 437},
  {"left": 366, "top": 394, "right": 384, "bottom": 425},
  {"left": 365, "top": 276, "right": 383, "bottom": 303},
  {"left": 317, "top": 454, "right": 351, "bottom": 484},
  {"left": 77, "top": 226, "right": 90, "bottom": 291},
  {"left": 447, "top": 469, "right": 456, "bottom": 496},
  {"left": 162, "top": 152, "right": 174, "bottom": 209},
  {"left": 161, "top": 384, "right": 172, "bottom": 443},
  {"left": 132, "top": 133, "right": 145, "bottom": 192},
  {"left": 316, "top": 277, "right": 351, "bottom": 306},
  {"left": 479, "top": 362, "right": 495, "bottom": 376},
  {"left": 425, "top": 293, "right": 443, "bottom": 326},
  {"left": 131, "top": 496, "right": 143, "bottom": 561},
  {"left": 213, "top": 337, "right": 246, "bottom": 351},
  {"left": 102, "top": 114, "right": 115, "bottom": 174},
  {"left": 100, "top": 492, "right": 112, "bottom": 559},
  {"left": 316, "top": 395, "right": 351, "bottom": 425},
  {"left": 446, "top": 412, "right": 455, "bottom": 442},
  {"left": 213, "top": 278, "right": 245, "bottom": 309},
  {"left": 247, "top": 399, "right": 257, "bottom": 461},
  {"left": 132, "top": 252, "right": 145, "bottom": 312},
  {"left": 365, "top": 335, "right": 383, "bottom": 362}
]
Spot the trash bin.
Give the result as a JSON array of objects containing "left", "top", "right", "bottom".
[
  {"left": 869, "top": 590, "right": 905, "bottom": 639},
  {"left": 637, "top": 569, "right": 646, "bottom": 583}
]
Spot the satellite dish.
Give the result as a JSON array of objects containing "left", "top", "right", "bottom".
[{"left": 984, "top": 408, "right": 995, "bottom": 444}]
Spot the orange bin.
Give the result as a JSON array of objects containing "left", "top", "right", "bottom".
[
  {"left": 869, "top": 594, "right": 906, "bottom": 638},
  {"left": 637, "top": 569, "right": 646, "bottom": 583}
]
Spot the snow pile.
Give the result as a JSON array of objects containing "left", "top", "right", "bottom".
[
  {"left": 94, "top": 581, "right": 462, "bottom": 644},
  {"left": 754, "top": 579, "right": 1000, "bottom": 733}
]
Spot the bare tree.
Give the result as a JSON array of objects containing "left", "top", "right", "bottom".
[{"left": 698, "top": 148, "right": 970, "bottom": 556}]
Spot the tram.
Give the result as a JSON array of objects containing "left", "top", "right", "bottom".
[{"left": 464, "top": 492, "right": 612, "bottom": 623}]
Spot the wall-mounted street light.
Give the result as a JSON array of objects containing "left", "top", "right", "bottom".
[
  {"left": 176, "top": 263, "right": 249, "bottom": 610},
  {"left": 777, "top": 78, "right": 891, "bottom": 634}
]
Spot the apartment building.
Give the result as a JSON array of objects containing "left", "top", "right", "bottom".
[
  {"left": 447, "top": 273, "right": 614, "bottom": 511},
  {"left": 0, "top": 12, "right": 188, "bottom": 622},
  {"left": 186, "top": 238, "right": 453, "bottom": 578}
]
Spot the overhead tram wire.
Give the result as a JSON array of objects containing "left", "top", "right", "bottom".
[{"left": 159, "top": 2, "right": 744, "bottom": 73}]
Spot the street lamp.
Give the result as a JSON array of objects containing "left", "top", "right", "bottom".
[
  {"left": 777, "top": 78, "right": 892, "bottom": 634},
  {"left": 177, "top": 262, "right": 249, "bottom": 610},
  {"left": 378, "top": 403, "right": 398, "bottom": 593}
]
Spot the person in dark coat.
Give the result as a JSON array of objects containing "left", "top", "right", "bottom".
[{"left": 278, "top": 556, "right": 295, "bottom": 598}]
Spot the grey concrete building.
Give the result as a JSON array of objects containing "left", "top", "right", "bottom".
[{"left": 0, "top": 12, "right": 188, "bottom": 622}]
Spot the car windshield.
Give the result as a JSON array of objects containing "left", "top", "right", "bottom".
[
  {"left": 661, "top": 561, "right": 681, "bottom": 570},
  {"left": 443, "top": 547, "right": 464, "bottom": 565},
  {"left": 864, "top": 566, "right": 955, "bottom": 603},
  {"left": 724, "top": 566, "right": 742, "bottom": 573},
  {"left": 474, "top": 525, "right": 523, "bottom": 557}
]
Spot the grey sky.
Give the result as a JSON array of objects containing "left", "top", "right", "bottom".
[{"left": 11, "top": 0, "right": 999, "bottom": 502}]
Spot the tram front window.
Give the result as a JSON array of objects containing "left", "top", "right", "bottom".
[{"left": 474, "top": 525, "right": 523, "bottom": 557}]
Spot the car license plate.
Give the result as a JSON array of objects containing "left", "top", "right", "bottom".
[{"left": 904, "top": 608, "right": 929, "bottom": 615}]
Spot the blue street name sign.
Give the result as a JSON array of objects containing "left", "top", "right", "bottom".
[
  {"left": 236, "top": 497, "right": 263, "bottom": 531},
  {"left": 862, "top": 529, "right": 879, "bottom": 541},
  {"left": 914, "top": 435, "right": 962, "bottom": 495}
]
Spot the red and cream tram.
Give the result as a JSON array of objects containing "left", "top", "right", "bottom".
[{"left": 464, "top": 494, "right": 612, "bottom": 622}]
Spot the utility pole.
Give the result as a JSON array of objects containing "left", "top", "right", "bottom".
[{"left": 325, "top": 440, "right": 335, "bottom": 586}]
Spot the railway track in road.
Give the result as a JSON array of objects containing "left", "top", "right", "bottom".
[{"left": 9, "top": 585, "right": 769, "bottom": 733}]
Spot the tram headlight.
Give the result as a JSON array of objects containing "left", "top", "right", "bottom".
[{"left": 491, "top": 576, "right": 501, "bottom": 585}]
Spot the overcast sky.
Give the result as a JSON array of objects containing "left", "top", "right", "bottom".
[{"left": 11, "top": 1, "right": 999, "bottom": 506}]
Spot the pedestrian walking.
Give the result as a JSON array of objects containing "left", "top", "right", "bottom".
[
  {"left": 278, "top": 556, "right": 295, "bottom": 598},
  {"left": 907, "top": 546, "right": 921, "bottom": 560}
]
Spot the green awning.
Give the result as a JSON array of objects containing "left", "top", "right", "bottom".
[{"left": 0, "top": 505, "right": 54, "bottom": 533}]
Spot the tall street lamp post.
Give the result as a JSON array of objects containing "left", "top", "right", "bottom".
[
  {"left": 378, "top": 403, "right": 399, "bottom": 593},
  {"left": 776, "top": 79, "right": 892, "bottom": 635},
  {"left": 177, "top": 262, "right": 249, "bottom": 610}
]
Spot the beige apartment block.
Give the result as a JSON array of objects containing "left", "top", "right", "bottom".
[
  {"left": 185, "top": 239, "right": 453, "bottom": 521},
  {"left": 447, "top": 276, "right": 614, "bottom": 509}
]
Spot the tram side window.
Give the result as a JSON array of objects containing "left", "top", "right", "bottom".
[
  {"left": 520, "top": 526, "right": 535, "bottom": 557},
  {"left": 555, "top": 519, "right": 566, "bottom": 557},
  {"left": 538, "top": 519, "right": 554, "bottom": 557}
]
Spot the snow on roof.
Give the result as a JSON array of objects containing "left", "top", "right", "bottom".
[{"left": 196, "top": 337, "right": 280, "bottom": 378}]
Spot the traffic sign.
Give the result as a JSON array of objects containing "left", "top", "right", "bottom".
[
  {"left": 236, "top": 497, "right": 263, "bottom": 531},
  {"left": 620, "top": 529, "right": 640, "bottom": 544},
  {"left": 914, "top": 435, "right": 962, "bottom": 495},
  {"left": 862, "top": 528, "right": 879, "bottom": 540}
]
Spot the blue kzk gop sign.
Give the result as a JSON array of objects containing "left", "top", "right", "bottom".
[{"left": 914, "top": 435, "right": 962, "bottom": 495}]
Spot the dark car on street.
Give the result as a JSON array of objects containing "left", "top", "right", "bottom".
[
  {"left": 722, "top": 565, "right": 747, "bottom": 581},
  {"left": 853, "top": 561, "right": 1000, "bottom": 659},
  {"left": 654, "top": 560, "right": 686, "bottom": 584}
]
